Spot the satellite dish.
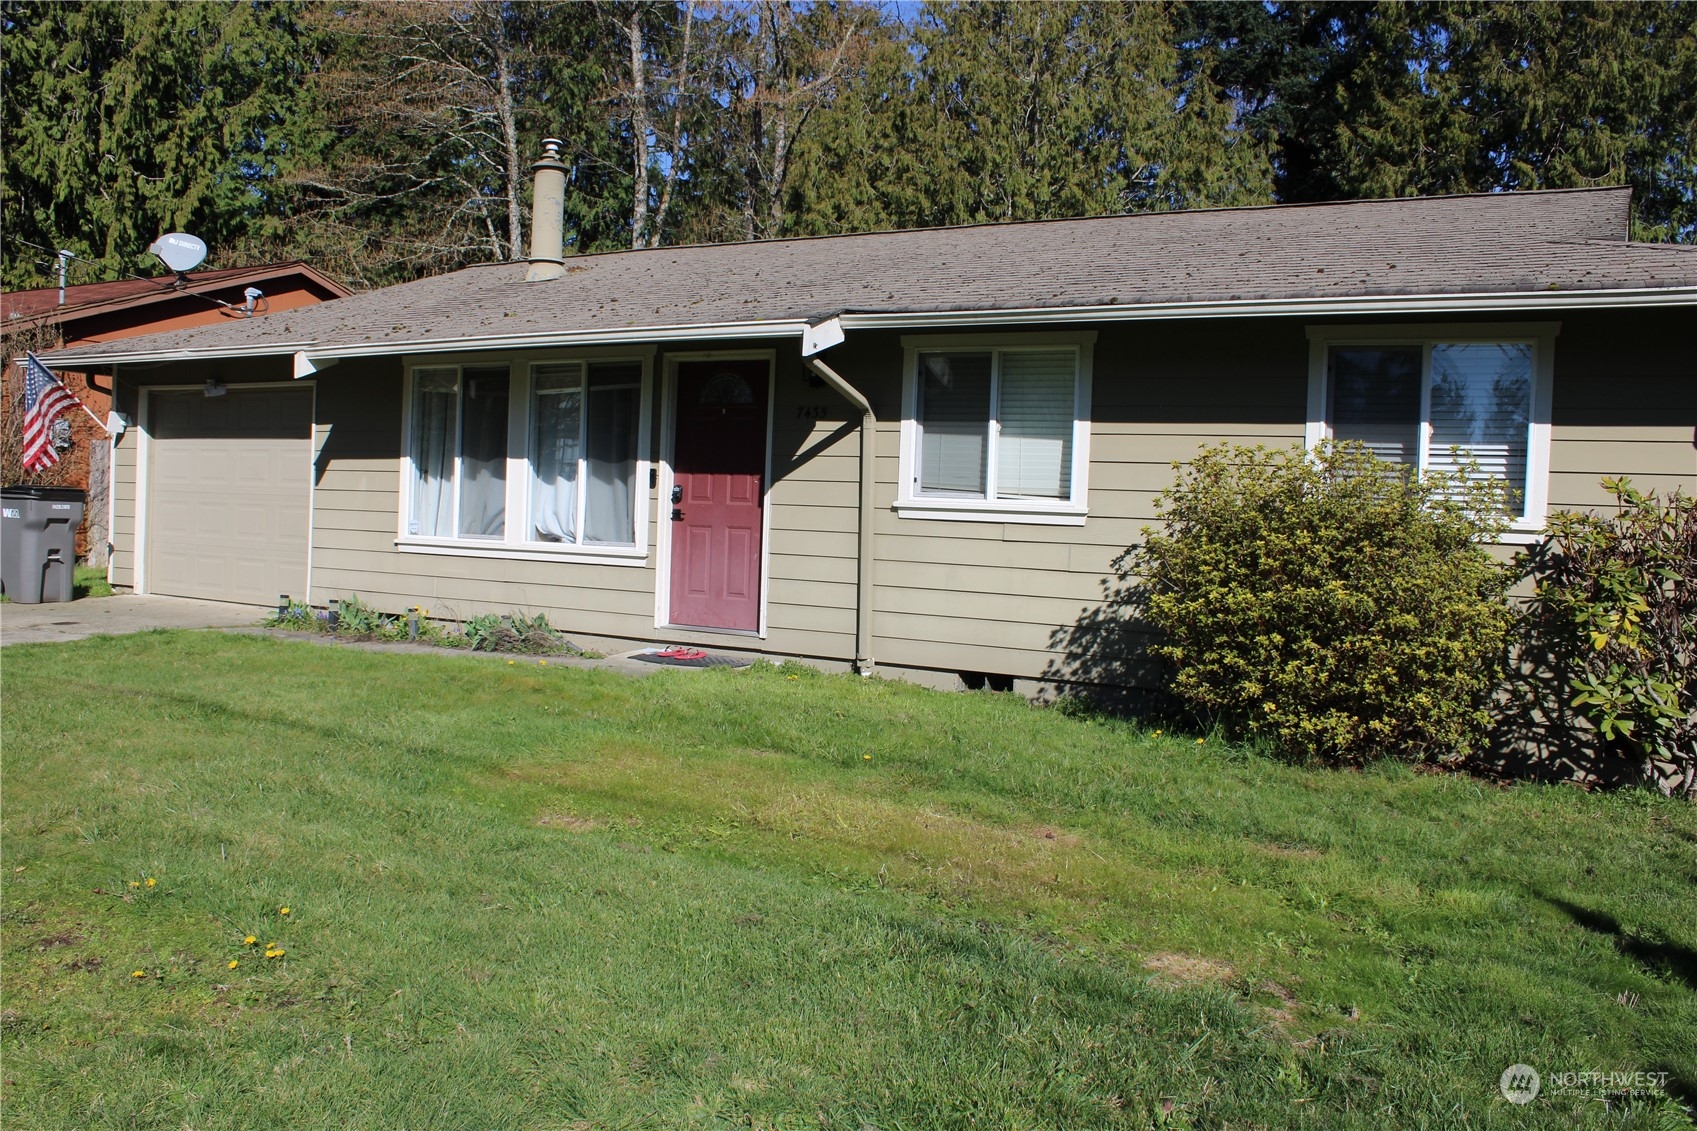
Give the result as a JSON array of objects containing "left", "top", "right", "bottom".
[{"left": 149, "top": 232, "right": 207, "bottom": 274}]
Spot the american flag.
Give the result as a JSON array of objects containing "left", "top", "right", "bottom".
[{"left": 21, "top": 352, "right": 79, "bottom": 474}]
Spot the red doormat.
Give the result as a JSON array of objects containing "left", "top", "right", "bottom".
[{"left": 630, "top": 647, "right": 752, "bottom": 668}]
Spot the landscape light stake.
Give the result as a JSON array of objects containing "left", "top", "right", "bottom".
[
  {"left": 408, "top": 607, "right": 419, "bottom": 641},
  {"left": 278, "top": 594, "right": 289, "bottom": 619},
  {"left": 327, "top": 599, "right": 339, "bottom": 630}
]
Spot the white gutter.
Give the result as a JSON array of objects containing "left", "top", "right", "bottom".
[
  {"left": 33, "top": 286, "right": 1692, "bottom": 371},
  {"left": 801, "top": 317, "right": 875, "bottom": 676},
  {"left": 836, "top": 286, "right": 1697, "bottom": 330},
  {"left": 40, "top": 319, "right": 816, "bottom": 372},
  {"left": 27, "top": 340, "right": 315, "bottom": 369}
]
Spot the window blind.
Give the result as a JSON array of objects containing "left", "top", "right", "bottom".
[
  {"left": 1427, "top": 343, "right": 1532, "bottom": 510},
  {"left": 996, "top": 350, "right": 1074, "bottom": 499},
  {"left": 918, "top": 352, "right": 991, "bottom": 496}
]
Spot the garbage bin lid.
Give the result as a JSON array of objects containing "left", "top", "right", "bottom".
[{"left": 0, "top": 485, "right": 87, "bottom": 502}]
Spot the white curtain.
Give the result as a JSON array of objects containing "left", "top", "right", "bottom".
[
  {"left": 918, "top": 351, "right": 991, "bottom": 496},
  {"left": 996, "top": 350, "right": 1074, "bottom": 499},
  {"left": 457, "top": 367, "right": 509, "bottom": 539},
  {"left": 410, "top": 369, "right": 458, "bottom": 536},
  {"left": 530, "top": 365, "right": 582, "bottom": 543},
  {"left": 584, "top": 374, "right": 639, "bottom": 544}
]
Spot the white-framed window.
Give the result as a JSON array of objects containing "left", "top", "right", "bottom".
[
  {"left": 400, "top": 350, "right": 652, "bottom": 562},
  {"left": 897, "top": 331, "right": 1094, "bottom": 524},
  {"left": 1305, "top": 323, "right": 1557, "bottom": 538}
]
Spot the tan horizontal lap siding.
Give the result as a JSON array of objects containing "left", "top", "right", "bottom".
[
  {"left": 828, "top": 321, "right": 1309, "bottom": 682},
  {"left": 110, "top": 407, "right": 138, "bottom": 586},
  {"left": 1546, "top": 309, "right": 1696, "bottom": 511},
  {"left": 306, "top": 357, "right": 665, "bottom": 637},
  {"left": 299, "top": 347, "right": 861, "bottom": 660}
]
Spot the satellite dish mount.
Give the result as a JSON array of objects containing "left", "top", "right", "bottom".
[{"left": 149, "top": 232, "right": 208, "bottom": 284}]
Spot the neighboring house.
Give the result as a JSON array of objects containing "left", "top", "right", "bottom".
[
  {"left": 3, "top": 262, "right": 350, "bottom": 563},
  {"left": 37, "top": 171, "right": 1697, "bottom": 696}
]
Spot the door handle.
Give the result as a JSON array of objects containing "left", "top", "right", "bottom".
[{"left": 671, "top": 507, "right": 684, "bottom": 521}]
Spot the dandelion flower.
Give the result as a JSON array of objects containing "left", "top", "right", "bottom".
[
  {"left": 244, "top": 935, "right": 257, "bottom": 946},
  {"left": 131, "top": 970, "right": 146, "bottom": 978},
  {"left": 786, "top": 675, "right": 799, "bottom": 681},
  {"left": 1153, "top": 730, "right": 1163, "bottom": 737},
  {"left": 863, "top": 754, "right": 872, "bottom": 761},
  {"left": 144, "top": 877, "right": 156, "bottom": 888},
  {"left": 128, "top": 880, "right": 141, "bottom": 889},
  {"left": 279, "top": 907, "right": 290, "bottom": 916},
  {"left": 507, "top": 660, "right": 515, "bottom": 665},
  {"left": 265, "top": 947, "right": 285, "bottom": 959},
  {"left": 539, "top": 660, "right": 547, "bottom": 666},
  {"left": 228, "top": 959, "right": 240, "bottom": 969},
  {"left": 1196, "top": 738, "right": 1205, "bottom": 745}
]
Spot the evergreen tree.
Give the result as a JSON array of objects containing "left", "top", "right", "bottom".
[
  {"left": 788, "top": 1, "right": 1271, "bottom": 235},
  {"left": 1, "top": 0, "right": 327, "bottom": 290},
  {"left": 1185, "top": 1, "right": 1697, "bottom": 241}
]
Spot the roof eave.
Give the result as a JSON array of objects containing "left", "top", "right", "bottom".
[
  {"left": 835, "top": 285, "right": 1697, "bottom": 330},
  {"left": 33, "top": 285, "right": 1696, "bottom": 370}
]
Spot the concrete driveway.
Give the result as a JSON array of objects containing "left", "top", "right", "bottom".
[{"left": 0, "top": 593, "right": 261, "bottom": 646}]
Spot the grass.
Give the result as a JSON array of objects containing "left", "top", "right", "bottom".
[
  {"left": 2, "top": 632, "right": 1693, "bottom": 1129},
  {"left": 73, "top": 564, "right": 113, "bottom": 599}
]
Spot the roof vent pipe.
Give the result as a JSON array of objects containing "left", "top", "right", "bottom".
[{"left": 526, "top": 138, "right": 568, "bottom": 281}]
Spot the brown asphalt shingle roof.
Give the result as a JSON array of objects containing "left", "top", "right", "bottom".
[{"left": 40, "top": 187, "right": 1697, "bottom": 366}]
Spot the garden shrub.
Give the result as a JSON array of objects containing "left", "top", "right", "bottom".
[
  {"left": 1518, "top": 478, "right": 1696, "bottom": 797},
  {"left": 461, "top": 611, "right": 580, "bottom": 654},
  {"left": 1131, "top": 441, "right": 1515, "bottom": 765}
]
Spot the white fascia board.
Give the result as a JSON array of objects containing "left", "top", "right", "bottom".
[
  {"left": 301, "top": 320, "right": 811, "bottom": 366},
  {"left": 40, "top": 320, "right": 813, "bottom": 373},
  {"left": 28, "top": 341, "right": 313, "bottom": 369},
  {"left": 836, "top": 287, "right": 1697, "bottom": 330}
]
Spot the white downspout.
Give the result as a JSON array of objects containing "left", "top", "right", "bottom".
[{"left": 801, "top": 316, "right": 874, "bottom": 675}]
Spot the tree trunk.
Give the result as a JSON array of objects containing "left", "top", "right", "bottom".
[
  {"left": 626, "top": 5, "right": 651, "bottom": 250},
  {"left": 495, "top": 36, "right": 525, "bottom": 260}
]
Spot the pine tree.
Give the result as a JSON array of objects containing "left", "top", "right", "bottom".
[{"left": 1, "top": 0, "right": 327, "bottom": 289}]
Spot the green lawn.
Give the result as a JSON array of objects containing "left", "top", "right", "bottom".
[{"left": 2, "top": 633, "right": 1692, "bottom": 1129}]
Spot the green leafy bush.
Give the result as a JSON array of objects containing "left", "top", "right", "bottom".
[
  {"left": 1131, "top": 441, "right": 1516, "bottom": 765},
  {"left": 1518, "top": 478, "right": 1696, "bottom": 796},
  {"left": 461, "top": 611, "right": 580, "bottom": 655}
]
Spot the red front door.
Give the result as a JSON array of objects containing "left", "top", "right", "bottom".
[{"left": 668, "top": 360, "right": 769, "bottom": 632}]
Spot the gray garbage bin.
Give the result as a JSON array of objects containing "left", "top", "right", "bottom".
[{"left": 1, "top": 485, "right": 85, "bottom": 604}]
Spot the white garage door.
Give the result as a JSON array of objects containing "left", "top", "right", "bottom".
[{"left": 145, "top": 387, "right": 312, "bottom": 606}]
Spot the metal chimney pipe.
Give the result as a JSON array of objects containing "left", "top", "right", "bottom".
[
  {"left": 526, "top": 138, "right": 568, "bottom": 281},
  {"left": 57, "top": 249, "right": 74, "bottom": 305}
]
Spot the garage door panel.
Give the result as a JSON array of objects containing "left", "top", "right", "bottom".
[{"left": 146, "top": 388, "right": 311, "bottom": 606}]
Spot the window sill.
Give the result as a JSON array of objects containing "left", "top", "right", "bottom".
[
  {"left": 893, "top": 499, "right": 1089, "bottom": 526},
  {"left": 395, "top": 537, "right": 648, "bottom": 566},
  {"left": 1493, "top": 525, "right": 1546, "bottom": 547}
]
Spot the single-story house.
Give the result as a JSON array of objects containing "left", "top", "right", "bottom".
[
  {"left": 37, "top": 153, "right": 1697, "bottom": 692},
  {"left": 3, "top": 262, "right": 349, "bottom": 563}
]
